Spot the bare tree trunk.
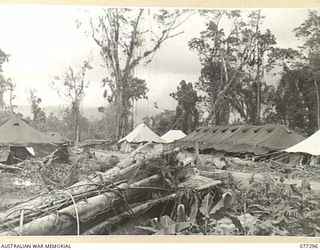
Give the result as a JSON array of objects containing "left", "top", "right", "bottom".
[
  {"left": 0, "top": 85, "right": 5, "bottom": 111},
  {"left": 9, "top": 86, "right": 14, "bottom": 113},
  {"left": 255, "top": 11, "right": 262, "bottom": 125},
  {"left": 115, "top": 85, "right": 129, "bottom": 140},
  {"left": 131, "top": 99, "right": 134, "bottom": 131},
  {"left": 117, "top": 90, "right": 130, "bottom": 140},
  {"left": 75, "top": 124, "right": 80, "bottom": 143},
  {"left": 257, "top": 80, "right": 261, "bottom": 124},
  {"left": 122, "top": 96, "right": 129, "bottom": 137},
  {"left": 115, "top": 92, "right": 121, "bottom": 140},
  {"left": 256, "top": 50, "right": 261, "bottom": 124},
  {"left": 75, "top": 105, "right": 80, "bottom": 143},
  {"left": 314, "top": 80, "right": 320, "bottom": 130},
  {"left": 90, "top": 10, "right": 190, "bottom": 140}
]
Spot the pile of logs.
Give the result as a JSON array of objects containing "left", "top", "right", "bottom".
[{"left": 0, "top": 143, "right": 221, "bottom": 235}]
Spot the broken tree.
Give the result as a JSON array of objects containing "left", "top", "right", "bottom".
[{"left": 0, "top": 144, "right": 221, "bottom": 235}]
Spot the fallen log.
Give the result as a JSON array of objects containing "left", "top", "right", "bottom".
[
  {"left": 229, "top": 157, "right": 257, "bottom": 167},
  {"left": 82, "top": 194, "right": 177, "bottom": 235},
  {"left": 0, "top": 162, "right": 149, "bottom": 228},
  {"left": 0, "top": 146, "right": 189, "bottom": 236},
  {"left": 83, "top": 175, "right": 221, "bottom": 235},
  {"left": 200, "top": 170, "right": 231, "bottom": 180},
  {"left": 0, "top": 148, "right": 179, "bottom": 226},
  {"left": 113, "top": 142, "right": 169, "bottom": 169},
  {"left": 0, "top": 175, "right": 161, "bottom": 236},
  {"left": 0, "top": 163, "right": 22, "bottom": 172}
]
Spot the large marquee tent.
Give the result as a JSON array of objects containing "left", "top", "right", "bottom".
[{"left": 176, "top": 124, "right": 305, "bottom": 155}]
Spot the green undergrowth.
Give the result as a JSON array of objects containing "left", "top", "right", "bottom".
[{"left": 138, "top": 174, "right": 320, "bottom": 236}]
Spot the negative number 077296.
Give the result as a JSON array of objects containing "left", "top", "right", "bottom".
[{"left": 300, "top": 244, "right": 318, "bottom": 248}]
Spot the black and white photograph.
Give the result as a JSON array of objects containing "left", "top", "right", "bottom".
[{"left": 0, "top": 4, "right": 319, "bottom": 237}]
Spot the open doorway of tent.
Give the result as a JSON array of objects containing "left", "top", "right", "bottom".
[{"left": 6, "top": 146, "right": 34, "bottom": 165}]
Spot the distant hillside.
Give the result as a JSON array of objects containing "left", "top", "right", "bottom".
[
  {"left": 15, "top": 103, "right": 172, "bottom": 124},
  {"left": 15, "top": 105, "right": 102, "bottom": 120}
]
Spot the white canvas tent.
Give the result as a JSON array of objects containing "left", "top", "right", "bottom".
[
  {"left": 284, "top": 129, "right": 320, "bottom": 155},
  {"left": 161, "top": 130, "right": 186, "bottom": 143},
  {"left": 118, "top": 124, "right": 165, "bottom": 152}
]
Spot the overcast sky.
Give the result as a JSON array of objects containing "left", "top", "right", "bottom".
[{"left": 0, "top": 5, "right": 311, "bottom": 115}]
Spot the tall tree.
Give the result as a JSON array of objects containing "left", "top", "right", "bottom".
[
  {"left": 266, "top": 10, "right": 320, "bottom": 134},
  {"left": 96, "top": 104, "right": 118, "bottom": 140},
  {"left": 86, "top": 8, "right": 191, "bottom": 139},
  {"left": 189, "top": 10, "right": 276, "bottom": 125},
  {"left": 294, "top": 10, "right": 320, "bottom": 131},
  {"left": 0, "top": 49, "right": 15, "bottom": 112},
  {"left": 265, "top": 46, "right": 319, "bottom": 135},
  {"left": 6, "top": 78, "right": 16, "bottom": 113},
  {"left": 269, "top": 66, "right": 317, "bottom": 135},
  {"left": 264, "top": 48, "right": 302, "bottom": 125},
  {"left": 28, "top": 89, "right": 46, "bottom": 130},
  {"left": 45, "top": 112, "right": 65, "bottom": 133},
  {"left": 145, "top": 109, "right": 176, "bottom": 135},
  {"left": 61, "top": 107, "right": 90, "bottom": 141},
  {"left": 170, "top": 80, "right": 199, "bottom": 133},
  {"left": 51, "top": 60, "right": 92, "bottom": 143}
]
